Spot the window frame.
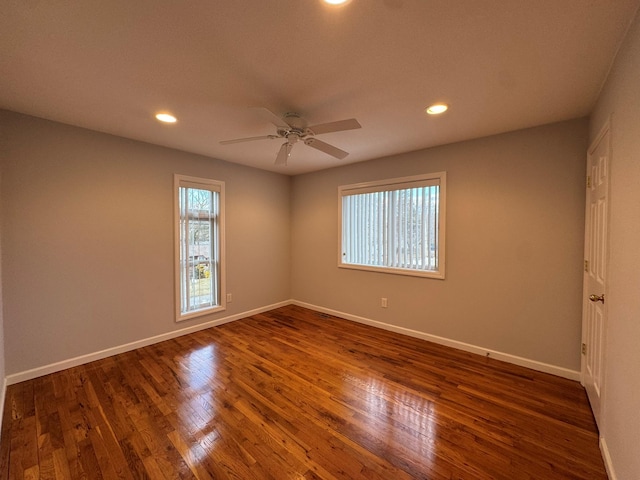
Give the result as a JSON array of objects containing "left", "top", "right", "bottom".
[
  {"left": 174, "top": 174, "right": 226, "bottom": 322},
  {"left": 338, "top": 172, "right": 446, "bottom": 279}
]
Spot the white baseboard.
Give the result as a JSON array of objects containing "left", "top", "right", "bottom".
[
  {"left": 6, "top": 300, "right": 291, "bottom": 385},
  {"left": 600, "top": 436, "right": 616, "bottom": 480},
  {"left": 6, "top": 298, "right": 581, "bottom": 386},
  {"left": 0, "top": 376, "right": 6, "bottom": 440},
  {"left": 291, "top": 300, "right": 581, "bottom": 381}
]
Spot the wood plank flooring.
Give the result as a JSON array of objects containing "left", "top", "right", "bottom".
[{"left": 0, "top": 305, "right": 606, "bottom": 479}]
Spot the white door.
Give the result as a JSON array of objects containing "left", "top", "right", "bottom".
[{"left": 582, "top": 123, "right": 610, "bottom": 429}]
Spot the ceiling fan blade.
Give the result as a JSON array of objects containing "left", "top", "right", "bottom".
[
  {"left": 304, "top": 138, "right": 349, "bottom": 160},
  {"left": 253, "top": 107, "right": 290, "bottom": 129},
  {"left": 275, "top": 142, "right": 293, "bottom": 166},
  {"left": 307, "top": 118, "right": 361, "bottom": 136},
  {"left": 220, "top": 135, "right": 278, "bottom": 145}
]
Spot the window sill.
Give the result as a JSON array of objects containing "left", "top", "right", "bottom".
[
  {"left": 176, "top": 304, "right": 226, "bottom": 323},
  {"left": 338, "top": 263, "right": 445, "bottom": 280}
]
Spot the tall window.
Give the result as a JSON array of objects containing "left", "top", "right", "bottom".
[
  {"left": 339, "top": 172, "right": 446, "bottom": 279},
  {"left": 175, "top": 175, "right": 225, "bottom": 321}
]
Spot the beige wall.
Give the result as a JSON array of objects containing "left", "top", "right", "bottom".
[
  {"left": 589, "top": 8, "right": 640, "bottom": 480},
  {"left": 292, "top": 119, "right": 588, "bottom": 371},
  {"left": 0, "top": 110, "right": 291, "bottom": 375},
  {"left": 0, "top": 112, "right": 589, "bottom": 378}
]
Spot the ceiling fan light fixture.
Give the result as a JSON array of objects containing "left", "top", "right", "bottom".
[
  {"left": 426, "top": 104, "right": 448, "bottom": 115},
  {"left": 155, "top": 113, "right": 177, "bottom": 123}
]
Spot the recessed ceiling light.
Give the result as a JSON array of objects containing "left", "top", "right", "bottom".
[
  {"left": 323, "top": 0, "right": 351, "bottom": 5},
  {"left": 155, "top": 113, "right": 177, "bottom": 123},
  {"left": 426, "top": 104, "right": 448, "bottom": 115}
]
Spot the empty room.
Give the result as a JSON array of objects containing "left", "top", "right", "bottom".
[{"left": 1, "top": 1, "right": 639, "bottom": 479}]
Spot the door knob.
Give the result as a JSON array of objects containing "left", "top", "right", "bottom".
[{"left": 589, "top": 294, "right": 605, "bottom": 304}]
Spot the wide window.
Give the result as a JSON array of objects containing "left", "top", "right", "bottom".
[
  {"left": 339, "top": 172, "right": 446, "bottom": 279},
  {"left": 174, "top": 174, "right": 225, "bottom": 321}
]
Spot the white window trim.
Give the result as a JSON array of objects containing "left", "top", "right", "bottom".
[
  {"left": 174, "top": 174, "right": 226, "bottom": 322},
  {"left": 338, "top": 172, "right": 446, "bottom": 279}
]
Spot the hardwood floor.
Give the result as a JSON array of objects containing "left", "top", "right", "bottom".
[{"left": 0, "top": 305, "right": 606, "bottom": 479}]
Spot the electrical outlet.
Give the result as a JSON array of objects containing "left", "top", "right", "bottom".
[
  {"left": 381, "top": 297, "right": 388, "bottom": 308},
  {"left": 226, "top": 293, "right": 233, "bottom": 303}
]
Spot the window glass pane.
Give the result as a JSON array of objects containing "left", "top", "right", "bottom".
[
  {"left": 176, "top": 176, "right": 224, "bottom": 320},
  {"left": 339, "top": 173, "right": 445, "bottom": 278}
]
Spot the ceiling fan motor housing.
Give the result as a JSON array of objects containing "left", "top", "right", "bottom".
[{"left": 283, "top": 112, "right": 306, "bottom": 130}]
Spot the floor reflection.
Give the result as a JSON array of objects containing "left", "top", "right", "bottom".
[
  {"left": 356, "top": 374, "right": 438, "bottom": 464},
  {"left": 178, "top": 343, "right": 221, "bottom": 456},
  {"left": 184, "top": 344, "right": 217, "bottom": 391}
]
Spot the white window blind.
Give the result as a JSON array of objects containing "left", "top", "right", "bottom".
[
  {"left": 175, "top": 175, "right": 225, "bottom": 321},
  {"left": 339, "top": 173, "right": 445, "bottom": 279}
]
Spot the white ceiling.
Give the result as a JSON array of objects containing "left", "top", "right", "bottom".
[{"left": 1, "top": 1, "right": 638, "bottom": 175}]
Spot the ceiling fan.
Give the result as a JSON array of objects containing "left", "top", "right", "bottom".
[{"left": 220, "top": 108, "right": 361, "bottom": 166}]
